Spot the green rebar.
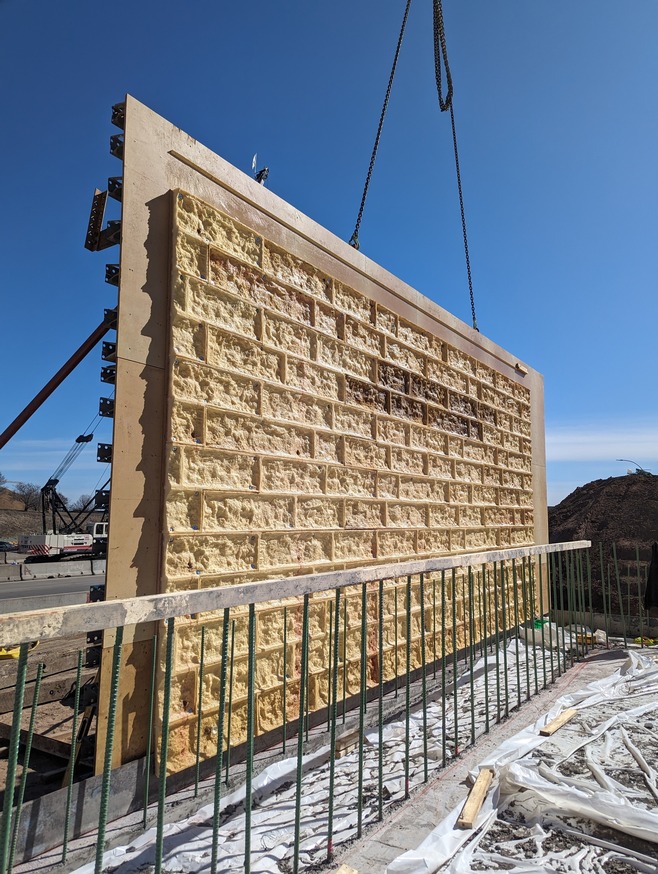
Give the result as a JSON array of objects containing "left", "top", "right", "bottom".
[
  {"left": 327, "top": 588, "right": 341, "bottom": 858},
  {"left": 342, "top": 597, "right": 348, "bottom": 723},
  {"left": 244, "top": 604, "right": 256, "bottom": 874},
  {"left": 600, "top": 543, "right": 610, "bottom": 646},
  {"left": 293, "top": 594, "right": 310, "bottom": 874},
  {"left": 467, "top": 567, "right": 476, "bottom": 745},
  {"left": 577, "top": 552, "right": 588, "bottom": 656},
  {"left": 283, "top": 606, "right": 288, "bottom": 753},
  {"left": 154, "top": 620, "right": 174, "bottom": 874},
  {"left": 511, "top": 560, "right": 522, "bottom": 708},
  {"left": 452, "top": 569, "right": 459, "bottom": 753},
  {"left": 404, "top": 576, "right": 412, "bottom": 797},
  {"left": 493, "top": 561, "right": 501, "bottom": 721},
  {"left": 441, "top": 569, "right": 447, "bottom": 768},
  {"left": 520, "top": 559, "right": 531, "bottom": 701},
  {"left": 194, "top": 625, "right": 206, "bottom": 798},
  {"left": 143, "top": 635, "right": 158, "bottom": 829},
  {"left": 612, "top": 542, "right": 628, "bottom": 646},
  {"left": 377, "top": 579, "right": 384, "bottom": 820},
  {"left": 432, "top": 575, "right": 437, "bottom": 679},
  {"left": 357, "top": 582, "right": 368, "bottom": 835},
  {"left": 225, "top": 619, "right": 236, "bottom": 785},
  {"left": 556, "top": 554, "right": 569, "bottom": 670},
  {"left": 394, "top": 584, "right": 399, "bottom": 698},
  {"left": 62, "top": 651, "right": 83, "bottom": 863},
  {"left": 95, "top": 626, "right": 124, "bottom": 874},
  {"left": 637, "top": 546, "right": 644, "bottom": 645},
  {"left": 549, "top": 554, "right": 561, "bottom": 677},
  {"left": 500, "top": 563, "right": 509, "bottom": 718},
  {"left": 527, "top": 559, "right": 539, "bottom": 694},
  {"left": 327, "top": 600, "right": 333, "bottom": 732},
  {"left": 481, "top": 565, "right": 489, "bottom": 733},
  {"left": 538, "top": 558, "right": 548, "bottom": 689},
  {"left": 211, "top": 608, "right": 230, "bottom": 874},
  {"left": 420, "top": 574, "right": 428, "bottom": 782},
  {"left": 8, "top": 661, "right": 43, "bottom": 873},
  {"left": 0, "top": 642, "right": 29, "bottom": 874},
  {"left": 586, "top": 549, "right": 594, "bottom": 640}
]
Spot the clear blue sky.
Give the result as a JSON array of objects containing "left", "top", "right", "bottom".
[{"left": 1, "top": 0, "right": 657, "bottom": 506}]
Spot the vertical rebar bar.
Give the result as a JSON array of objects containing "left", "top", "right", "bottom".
[
  {"left": 467, "top": 567, "right": 476, "bottom": 745},
  {"left": 481, "top": 564, "right": 489, "bottom": 733},
  {"left": 211, "top": 608, "right": 230, "bottom": 874},
  {"left": 441, "top": 569, "right": 447, "bottom": 768},
  {"left": 0, "top": 642, "right": 29, "bottom": 874},
  {"left": 327, "top": 588, "right": 341, "bottom": 859},
  {"left": 420, "top": 574, "right": 428, "bottom": 783},
  {"left": 528, "top": 559, "right": 539, "bottom": 694},
  {"left": 637, "top": 546, "right": 644, "bottom": 645},
  {"left": 500, "top": 562, "right": 509, "bottom": 718},
  {"left": 612, "top": 542, "right": 628, "bottom": 646},
  {"left": 327, "top": 600, "right": 333, "bottom": 732},
  {"left": 451, "top": 569, "right": 459, "bottom": 753},
  {"left": 394, "top": 584, "right": 399, "bottom": 699},
  {"left": 194, "top": 625, "right": 206, "bottom": 798},
  {"left": 432, "top": 575, "right": 438, "bottom": 679},
  {"left": 293, "top": 594, "right": 310, "bottom": 874},
  {"left": 143, "top": 634, "right": 158, "bottom": 829},
  {"left": 342, "top": 597, "right": 348, "bottom": 723},
  {"left": 520, "top": 559, "right": 531, "bottom": 701},
  {"left": 8, "top": 661, "right": 43, "bottom": 874},
  {"left": 404, "top": 576, "right": 412, "bottom": 797},
  {"left": 244, "top": 604, "right": 256, "bottom": 874},
  {"left": 511, "top": 559, "right": 522, "bottom": 708},
  {"left": 377, "top": 579, "right": 384, "bottom": 819},
  {"left": 283, "top": 606, "right": 288, "bottom": 754},
  {"left": 225, "top": 619, "right": 236, "bottom": 785},
  {"left": 96, "top": 626, "right": 125, "bottom": 874},
  {"left": 537, "top": 558, "right": 548, "bottom": 689},
  {"left": 357, "top": 582, "right": 368, "bottom": 835},
  {"left": 493, "top": 561, "right": 501, "bottom": 721},
  {"left": 586, "top": 549, "right": 594, "bottom": 640},
  {"left": 62, "top": 651, "right": 83, "bottom": 863}
]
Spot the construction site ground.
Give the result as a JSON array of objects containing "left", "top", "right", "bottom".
[{"left": 12, "top": 640, "right": 655, "bottom": 874}]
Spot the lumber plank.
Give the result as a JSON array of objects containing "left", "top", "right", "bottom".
[
  {"left": 0, "top": 721, "right": 71, "bottom": 760},
  {"left": 334, "top": 728, "right": 360, "bottom": 760},
  {"left": 539, "top": 708, "right": 577, "bottom": 736},
  {"left": 457, "top": 768, "right": 494, "bottom": 829}
]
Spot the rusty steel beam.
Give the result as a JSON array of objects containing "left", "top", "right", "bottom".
[{"left": 0, "top": 318, "right": 115, "bottom": 452}]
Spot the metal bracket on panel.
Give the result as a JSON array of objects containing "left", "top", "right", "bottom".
[
  {"left": 84, "top": 189, "right": 108, "bottom": 251},
  {"left": 95, "top": 220, "right": 121, "bottom": 251},
  {"left": 97, "top": 443, "right": 113, "bottom": 463},
  {"left": 110, "top": 134, "right": 124, "bottom": 160},
  {"left": 94, "top": 489, "right": 110, "bottom": 510},
  {"left": 104, "top": 307, "right": 117, "bottom": 326},
  {"left": 101, "top": 341, "right": 116, "bottom": 362},
  {"left": 89, "top": 584, "right": 105, "bottom": 602},
  {"left": 99, "top": 397, "right": 115, "bottom": 418},
  {"left": 111, "top": 102, "right": 125, "bottom": 130},
  {"left": 100, "top": 365, "right": 116, "bottom": 385},
  {"left": 108, "top": 176, "right": 123, "bottom": 202},
  {"left": 105, "top": 264, "right": 120, "bottom": 286}
]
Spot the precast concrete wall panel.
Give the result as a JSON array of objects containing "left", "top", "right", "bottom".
[{"left": 99, "top": 96, "right": 547, "bottom": 773}]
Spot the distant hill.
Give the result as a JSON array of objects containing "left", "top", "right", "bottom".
[
  {"left": 0, "top": 487, "right": 26, "bottom": 511},
  {"left": 548, "top": 473, "right": 658, "bottom": 552}
]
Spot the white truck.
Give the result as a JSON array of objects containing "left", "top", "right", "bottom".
[{"left": 18, "top": 532, "right": 93, "bottom": 555}]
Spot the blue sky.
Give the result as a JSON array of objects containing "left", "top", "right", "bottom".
[{"left": 1, "top": 0, "right": 657, "bottom": 506}]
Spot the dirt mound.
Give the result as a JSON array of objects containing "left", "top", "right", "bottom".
[
  {"left": 549, "top": 474, "right": 658, "bottom": 552},
  {"left": 0, "top": 487, "right": 25, "bottom": 511}
]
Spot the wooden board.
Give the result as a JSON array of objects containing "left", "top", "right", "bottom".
[
  {"left": 539, "top": 708, "right": 577, "bottom": 736},
  {"left": 335, "top": 728, "right": 360, "bottom": 760},
  {"left": 457, "top": 767, "right": 494, "bottom": 829}
]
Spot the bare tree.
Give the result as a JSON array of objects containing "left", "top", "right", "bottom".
[
  {"left": 14, "top": 482, "right": 41, "bottom": 511},
  {"left": 0, "top": 472, "right": 7, "bottom": 487},
  {"left": 70, "top": 494, "right": 93, "bottom": 511}
]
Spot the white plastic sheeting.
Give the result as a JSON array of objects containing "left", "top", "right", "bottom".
[
  {"left": 387, "top": 650, "right": 658, "bottom": 873},
  {"left": 75, "top": 640, "right": 566, "bottom": 873}
]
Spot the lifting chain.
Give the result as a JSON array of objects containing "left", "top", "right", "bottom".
[
  {"left": 348, "top": 0, "right": 413, "bottom": 252},
  {"left": 433, "top": 0, "right": 478, "bottom": 331}
]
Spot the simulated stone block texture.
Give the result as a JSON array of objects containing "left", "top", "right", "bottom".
[{"left": 161, "top": 191, "right": 536, "bottom": 771}]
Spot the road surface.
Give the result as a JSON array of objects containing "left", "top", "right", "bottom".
[{"left": 0, "top": 574, "right": 104, "bottom": 611}]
